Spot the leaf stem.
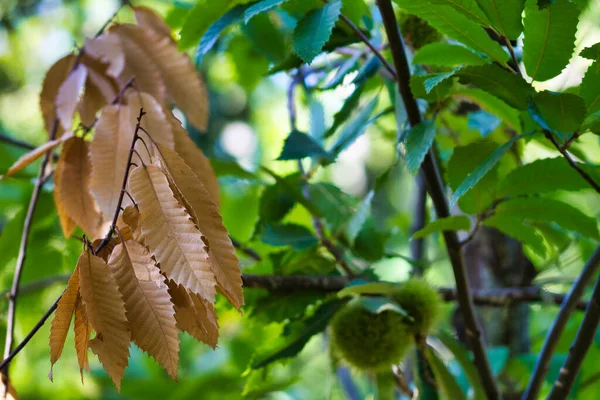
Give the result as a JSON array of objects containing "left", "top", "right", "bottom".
[{"left": 374, "top": 0, "right": 499, "bottom": 398}]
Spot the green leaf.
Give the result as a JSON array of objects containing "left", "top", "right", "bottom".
[
  {"left": 277, "top": 130, "right": 332, "bottom": 161},
  {"left": 528, "top": 91, "right": 586, "bottom": 138},
  {"left": 211, "top": 159, "right": 257, "bottom": 179},
  {"left": 251, "top": 298, "right": 348, "bottom": 368},
  {"left": 455, "top": 64, "right": 534, "bottom": 110},
  {"left": 450, "top": 132, "right": 535, "bottom": 208},
  {"left": 453, "top": 87, "right": 521, "bottom": 131},
  {"left": 270, "top": 246, "right": 336, "bottom": 276},
  {"left": 424, "top": 69, "right": 460, "bottom": 94},
  {"left": 498, "top": 157, "right": 600, "bottom": 196},
  {"left": 243, "top": 13, "right": 288, "bottom": 63},
  {"left": 244, "top": 0, "right": 288, "bottom": 22},
  {"left": 482, "top": 214, "right": 546, "bottom": 257},
  {"left": 437, "top": 331, "right": 487, "bottom": 400},
  {"left": 426, "top": 346, "right": 468, "bottom": 400},
  {"left": 494, "top": 197, "right": 600, "bottom": 240},
  {"left": 292, "top": 0, "right": 342, "bottom": 63},
  {"left": 325, "top": 84, "right": 365, "bottom": 138},
  {"left": 580, "top": 43, "right": 600, "bottom": 60},
  {"left": 337, "top": 281, "right": 400, "bottom": 297},
  {"left": 412, "top": 216, "right": 471, "bottom": 239},
  {"left": 346, "top": 191, "right": 373, "bottom": 243},
  {"left": 195, "top": 4, "right": 246, "bottom": 64},
  {"left": 393, "top": 0, "right": 509, "bottom": 65},
  {"left": 413, "top": 42, "right": 488, "bottom": 67},
  {"left": 330, "top": 95, "right": 378, "bottom": 156},
  {"left": 522, "top": 0, "right": 580, "bottom": 82},
  {"left": 580, "top": 62, "right": 600, "bottom": 115},
  {"left": 308, "top": 183, "right": 357, "bottom": 234},
  {"left": 410, "top": 73, "right": 453, "bottom": 104},
  {"left": 321, "top": 53, "right": 361, "bottom": 89},
  {"left": 180, "top": 0, "right": 245, "bottom": 49},
  {"left": 261, "top": 167, "right": 323, "bottom": 217},
  {"left": 353, "top": 218, "right": 389, "bottom": 261},
  {"left": 351, "top": 55, "right": 381, "bottom": 85},
  {"left": 427, "top": 0, "right": 491, "bottom": 27},
  {"left": 475, "top": 0, "right": 525, "bottom": 39},
  {"left": 261, "top": 224, "right": 319, "bottom": 250},
  {"left": 258, "top": 174, "right": 301, "bottom": 225},
  {"left": 404, "top": 120, "right": 437, "bottom": 175}
]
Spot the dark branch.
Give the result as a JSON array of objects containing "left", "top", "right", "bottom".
[
  {"left": 231, "top": 238, "right": 262, "bottom": 262},
  {"left": 523, "top": 246, "right": 600, "bottom": 400},
  {"left": 374, "top": 1, "right": 499, "bottom": 397}
]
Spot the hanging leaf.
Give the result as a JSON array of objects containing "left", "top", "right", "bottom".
[
  {"left": 107, "top": 240, "right": 180, "bottom": 379},
  {"left": 78, "top": 250, "right": 130, "bottom": 391},
  {"left": 49, "top": 266, "right": 80, "bottom": 380},
  {"left": 128, "top": 164, "right": 217, "bottom": 302},
  {"left": 133, "top": 5, "right": 174, "bottom": 39},
  {"left": 426, "top": 345, "right": 468, "bottom": 400},
  {"left": 404, "top": 120, "right": 437, "bottom": 175},
  {"left": 55, "top": 64, "right": 88, "bottom": 131},
  {"left": 195, "top": 5, "right": 247, "bottom": 65},
  {"left": 522, "top": 0, "right": 579, "bottom": 82},
  {"left": 73, "top": 295, "right": 90, "bottom": 382},
  {"left": 179, "top": 1, "right": 241, "bottom": 49},
  {"left": 40, "top": 55, "right": 75, "bottom": 138},
  {"left": 127, "top": 92, "right": 175, "bottom": 150},
  {"left": 580, "top": 61, "right": 600, "bottom": 115},
  {"left": 330, "top": 95, "right": 378, "bottom": 156},
  {"left": 528, "top": 91, "right": 586, "bottom": 138},
  {"left": 54, "top": 137, "right": 102, "bottom": 239},
  {"left": 245, "top": 0, "right": 289, "bottom": 22},
  {"left": 293, "top": 0, "right": 342, "bottom": 64},
  {"left": 169, "top": 282, "right": 219, "bottom": 348},
  {"left": 261, "top": 224, "right": 319, "bottom": 250},
  {"left": 427, "top": 0, "right": 490, "bottom": 26},
  {"left": 1, "top": 131, "right": 74, "bottom": 179},
  {"left": 412, "top": 216, "right": 471, "bottom": 239},
  {"left": 277, "top": 130, "right": 332, "bottom": 161},
  {"left": 78, "top": 66, "right": 116, "bottom": 126},
  {"left": 155, "top": 144, "right": 243, "bottom": 311},
  {"left": 475, "top": 0, "right": 525, "bottom": 40},
  {"left": 84, "top": 35, "right": 125, "bottom": 78},
  {"left": 325, "top": 83, "right": 365, "bottom": 138},
  {"left": 482, "top": 214, "right": 546, "bottom": 257},
  {"left": 393, "top": 0, "right": 509, "bottom": 65},
  {"left": 413, "top": 42, "right": 488, "bottom": 67}
]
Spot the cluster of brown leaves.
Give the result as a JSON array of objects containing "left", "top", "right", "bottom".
[{"left": 2, "top": 6, "right": 243, "bottom": 390}]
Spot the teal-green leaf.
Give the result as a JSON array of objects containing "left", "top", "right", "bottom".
[
  {"left": 410, "top": 73, "right": 453, "bottom": 104},
  {"left": 180, "top": 0, "right": 244, "bottom": 49},
  {"left": 494, "top": 197, "right": 600, "bottom": 240},
  {"left": 455, "top": 64, "right": 534, "bottom": 110},
  {"left": 359, "top": 296, "right": 412, "bottom": 318},
  {"left": 292, "top": 0, "right": 342, "bottom": 63},
  {"left": 498, "top": 157, "right": 600, "bottom": 196},
  {"left": 346, "top": 191, "right": 373, "bottom": 243},
  {"left": 426, "top": 346, "right": 468, "bottom": 400},
  {"left": 261, "top": 224, "right": 319, "bottom": 250},
  {"left": 330, "top": 95, "right": 378, "bottom": 156},
  {"left": 522, "top": 0, "right": 579, "bottom": 82},
  {"left": 195, "top": 5, "right": 246, "bottom": 64},
  {"left": 482, "top": 214, "right": 546, "bottom": 257},
  {"left": 413, "top": 42, "right": 488, "bottom": 67},
  {"left": 449, "top": 132, "right": 535, "bottom": 208},
  {"left": 277, "top": 130, "right": 332, "bottom": 161},
  {"left": 243, "top": 13, "right": 288, "bottom": 63},
  {"left": 475, "top": 0, "right": 525, "bottom": 39},
  {"left": 308, "top": 183, "right": 357, "bottom": 234},
  {"left": 580, "top": 62, "right": 600, "bottom": 115},
  {"left": 393, "top": 0, "right": 509, "bottom": 65},
  {"left": 404, "top": 120, "right": 437, "bottom": 175},
  {"left": 244, "top": 0, "right": 288, "bottom": 22},
  {"left": 412, "top": 216, "right": 471, "bottom": 239},
  {"left": 325, "top": 84, "right": 365, "bottom": 138},
  {"left": 424, "top": 69, "right": 460, "bottom": 94},
  {"left": 528, "top": 91, "right": 586, "bottom": 138},
  {"left": 453, "top": 87, "right": 521, "bottom": 130}
]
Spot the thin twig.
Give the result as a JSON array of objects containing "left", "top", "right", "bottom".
[
  {"left": 523, "top": 246, "right": 600, "bottom": 400},
  {"left": 231, "top": 238, "right": 262, "bottom": 262},
  {"left": 410, "top": 173, "right": 427, "bottom": 276},
  {"left": 504, "top": 38, "right": 522, "bottom": 77},
  {"left": 547, "top": 259, "right": 600, "bottom": 399},
  {"left": 0, "top": 132, "right": 36, "bottom": 151},
  {"left": 545, "top": 131, "right": 600, "bottom": 194},
  {"left": 373, "top": 1, "right": 499, "bottom": 398}
]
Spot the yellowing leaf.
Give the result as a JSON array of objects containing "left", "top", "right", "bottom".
[
  {"left": 111, "top": 28, "right": 167, "bottom": 105},
  {"left": 40, "top": 55, "right": 75, "bottom": 137},
  {"left": 169, "top": 283, "right": 219, "bottom": 348},
  {"left": 55, "top": 64, "right": 88, "bottom": 131},
  {"left": 89, "top": 103, "right": 137, "bottom": 223},
  {"left": 156, "top": 145, "right": 242, "bottom": 310},
  {"left": 73, "top": 295, "right": 90, "bottom": 382},
  {"left": 128, "top": 164, "right": 216, "bottom": 302},
  {"left": 2, "top": 131, "right": 74, "bottom": 179},
  {"left": 85, "top": 34, "right": 125, "bottom": 78},
  {"left": 78, "top": 250, "right": 130, "bottom": 390},
  {"left": 133, "top": 6, "right": 173, "bottom": 39},
  {"left": 170, "top": 115, "right": 220, "bottom": 206},
  {"left": 54, "top": 137, "right": 102, "bottom": 238},
  {"left": 116, "top": 24, "right": 209, "bottom": 130},
  {"left": 49, "top": 266, "right": 80, "bottom": 380},
  {"left": 108, "top": 241, "right": 180, "bottom": 379}
]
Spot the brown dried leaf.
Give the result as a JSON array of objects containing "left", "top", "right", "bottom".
[
  {"left": 156, "top": 145, "right": 242, "bottom": 310},
  {"left": 78, "top": 250, "right": 130, "bottom": 390},
  {"left": 117, "top": 206, "right": 143, "bottom": 243},
  {"left": 89, "top": 103, "right": 137, "bottom": 223},
  {"left": 73, "top": 295, "right": 90, "bottom": 382},
  {"left": 54, "top": 137, "right": 102, "bottom": 238},
  {"left": 2, "top": 131, "right": 74, "bottom": 179},
  {"left": 169, "top": 283, "right": 219, "bottom": 348},
  {"left": 111, "top": 28, "right": 166, "bottom": 104},
  {"left": 79, "top": 65, "right": 118, "bottom": 127},
  {"left": 116, "top": 24, "right": 208, "bottom": 130},
  {"left": 108, "top": 241, "right": 179, "bottom": 379},
  {"left": 56, "top": 64, "right": 88, "bottom": 131},
  {"left": 40, "top": 55, "right": 75, "bottom": 137},
  {"left": 170, "top": 115, "right": 220, "bottom": 206},
  {"left": 91, "top": 238, "right": 117, "bottom": 262},
  {"left": 128, "top": 164, "right": 216, "bottom": 302},
  {"left": 49, "top": 266, "right": 80, "bottom": 379},
  {"left": 84, "top": 34, "right": 125, "bottom": 78},
  {"left": 133, "top": 6, "right": 173, "bottom": 40},
  {"left": 126, "top": 92, "right": 174, "bottom": 151}
]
